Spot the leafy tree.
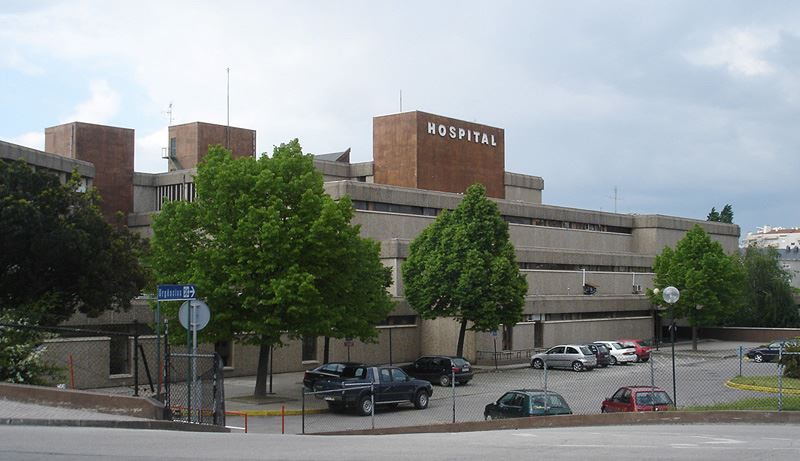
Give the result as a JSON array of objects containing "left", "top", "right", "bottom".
[
  {"left": 719, "top": 204, "right": 734, "bottom": 224},
  {"left": 707, "top": 204, "right": 734, "bottom": 223},
  {"left": 0, "top": 160, "right": 150, "bottom": 326},
  {"left": 727, "top": 246, "right": 799, "bottom": 327},
  {"left": 149, "top": 142, "right": 393, "bottom": 396},
  {"left": 402, "top": 183, "right": 528, "bottom": 357},
  {"left": 650, "top": 225, "right": 744, "bottom": 350}
]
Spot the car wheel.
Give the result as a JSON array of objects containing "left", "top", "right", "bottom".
[
  {"left": 413, "top": 390, "right": 429, "bottom": 409},
  {"left": 754, "top": 353, "right": 764, "bottom": 363},
  {"left": 358, "top": 395, "right": 373, "bottom": 416},
  {"left": 532, "top": 358, "right": 544, "bottom": 369},
  {"left": 485, "top": 414, "right": 493, "bottom": 421},
  {"left": 572, "top": 361, "right": 584, "bottom": 372},
  {"left": 609, "top": 356, "right": 617, "bottom": 366},
  {"left": 439, "top": 374, "right": 451, "bottom": 387},
  {"left": 601, "top": 407, "right": 607, "bottom": 414},
  {"left": 641, "top": 357, "right": 649, "bottom": 363}
]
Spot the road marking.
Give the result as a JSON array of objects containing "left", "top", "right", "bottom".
[{"left": 691, "top": 436, "right": 744, "bottom": 444}]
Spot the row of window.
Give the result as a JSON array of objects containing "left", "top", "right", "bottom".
[
  {"left": 351, "top": 200, "right": 633, "bottom": 234},
  {"left": 541, "top": 310, "right": 653, "bottom": 321},
  {"left": 519, "top": 262, "right": 652, "bottom": 273},
  {"left": 156, "top": 183, "right": 196, "bottom": 211}
]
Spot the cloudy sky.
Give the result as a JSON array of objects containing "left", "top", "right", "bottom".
[{"left": 2, "top": 1, "right": 798, "bottom": 240}]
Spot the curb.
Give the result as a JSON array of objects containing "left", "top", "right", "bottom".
[
  {"left": 725, "top": 380, "right": 800, "bottom": 395},
  {"left": 0, "top": 417, "right": 229, "bottom": 432},
  {"left": 228, "top": 408, "right": 328, "bottom": 417}
]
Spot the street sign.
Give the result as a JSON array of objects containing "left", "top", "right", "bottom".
[
  {"left": 157, "top": 284, "right": 197, "bottom": 301},
  {"left": 178, "top": 300, "right": 211, "bottom": 331}
]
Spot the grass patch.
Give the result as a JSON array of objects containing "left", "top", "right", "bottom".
[
  {"left": 729, "top": 375, "right": 800, "bottom": 390},
  {"left": 683, "top": 396, "right": 800, "bottom": 411}
]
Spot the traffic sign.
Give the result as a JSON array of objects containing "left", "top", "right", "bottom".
[
  {"left": 178, "top": 300, "right": 211, "bottom": 331},
  {"left": 157, "top": 284, "right": 197, "bottom": 301}
]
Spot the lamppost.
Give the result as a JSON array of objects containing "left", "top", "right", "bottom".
[{"left": 661, "top": 286, "right": 680, "bottom": 406}]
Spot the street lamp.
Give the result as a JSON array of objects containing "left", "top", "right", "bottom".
[{"left": 661, "top": 286, "right": 680, "bottom": 406}]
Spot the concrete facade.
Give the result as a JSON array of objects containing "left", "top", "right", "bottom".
[
  {"left": 167, "top": 122, "right": 256, "bottom": 171},
  {"left": 45, "top": 122, "right": 134, "bottom": 223}
]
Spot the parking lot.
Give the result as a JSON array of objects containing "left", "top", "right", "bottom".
[{"left": 241, "top": 344, "right": 791, "bottom": 434}]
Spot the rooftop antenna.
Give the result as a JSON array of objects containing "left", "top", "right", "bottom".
[
  {"left": 399, "top": 89, "right": 402, "bottom": 112},
  {"left": 226, "top": 67, "right": 230, "bottom": 149},
  {"left": 162, "top": 102, "right": 174, "bottom": 125},
  {"left": 608, "top": 186, "right": 623, "bottom": 213}
]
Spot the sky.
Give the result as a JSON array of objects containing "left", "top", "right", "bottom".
[{"left": 2, "top": 1, "right": 799, "bottom": 241}]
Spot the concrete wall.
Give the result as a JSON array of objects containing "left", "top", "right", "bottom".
[
  {"left": 419, "top": 318, "right": 477, "bottom": 360},
  {"left": 699, "top": 327, "right": 800, "bottom": 343},
  {"left": 525, "top": 270, "right": 654, "bottom": 296},
  {"left": 541, "top": 317, "right": 653, "bottom": 347}
]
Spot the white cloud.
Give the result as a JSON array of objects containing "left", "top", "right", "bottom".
[
  {"left": 61, "top": 80, "right": 120, "bottom": 124},
  {"left": 685, "top": 28, "right": 779, "bottom": 77},
  {"left": 8, "top": 131, "right": 44, "bottom": 150},
  {"left": 135, "top": 127, "right": 169, "bottom": 173}
]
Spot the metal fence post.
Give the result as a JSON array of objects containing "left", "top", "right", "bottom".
[
  {"left": 650, "top": 352, "right": 656, "bottom": 411},
  {"left": 778, "top": 344, "right": 784, "bottom": 412},
  {"left": 451, "top": 367, "right": 456, "bottom": 424},
  {"left": 301, "top": 389, "right": 306, "bottom": 434},
  {"left": 370, "top": 382, "right": 375, "bottom": 430},
  {"left": 739, "top": 346, "right": 743, "bottom": 377},
  {"left": 133, "top": 320, "right": 139, "bottom": 397}
]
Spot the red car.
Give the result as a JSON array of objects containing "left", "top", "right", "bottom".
[
  {"left": 617, "top": 339, "right": 652, "bottom": 362},
  {"left": 601, "top": 386, "right": 674, "bottom": 413}
]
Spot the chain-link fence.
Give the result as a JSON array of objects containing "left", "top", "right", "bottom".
[
  {"left": 164, "top": 352, "right": 225, "bottom": 426},
  {"left": 0, "top": 321, "right": 157, "bottom": 396},
  {"left": 299, "top": 343, "right": 800, "bottom": 433}
]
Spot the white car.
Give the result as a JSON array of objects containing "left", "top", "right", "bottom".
[{"left": 593, "top": 340, "right": 637, "bottom": 365}]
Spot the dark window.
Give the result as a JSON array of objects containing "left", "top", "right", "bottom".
[
  {"left": 302, "top": 336, "right": 317, "bottom": 361},
  {"left": 109, "top": 336, "right": 130, "bottom": 375},
  {"left": 169, "top": 137, "right": 177, "bottom": 158}
]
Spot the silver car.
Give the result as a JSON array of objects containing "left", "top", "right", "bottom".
[{"left": 530, "top": 344, "right": 597, "bottom": 372}]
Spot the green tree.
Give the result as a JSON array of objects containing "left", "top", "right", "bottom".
[
  {"left": 402, "top": 183, "right": 528, "bottom": 357},
  {"left": 0, "top": 160, "right": 150, "bottom": 325},
  {"left": 729, "top": 246, "right": 798, "bottom": 327},
  {"left": 719, "top": 204, "right": 734, "bottom": 224},
  {"left": 707, "top": 204, "right": 734, "bottom": 223},
  {"left": 650, "top": 225, "right": 744, "bottom": 350},
  {"left": 149, "top": 142, "right": 393, "bottom": 396},
  {"left": 0, "top": 313, "right": 61, "bottom": 385}
]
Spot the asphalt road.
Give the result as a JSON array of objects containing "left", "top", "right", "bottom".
[{"left": 1, "top": 424, "right": 798, "bottom": 460}]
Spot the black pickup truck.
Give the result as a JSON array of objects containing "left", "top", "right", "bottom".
[{"left": 312, "top": 365, "right": 433, "bottom": 415}]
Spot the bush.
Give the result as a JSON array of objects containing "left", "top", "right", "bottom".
[{"left": 0, "top": 315, "right": 62, "bottom": 385}]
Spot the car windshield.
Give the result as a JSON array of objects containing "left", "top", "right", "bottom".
[
  {"left": 611, "top": 342, "right": 625, "bottom": 349},
  {"left": 579, "top": 346, "right": 592, "bottom": 355},
  {"left": 452, "top": 358, "right": 468, "bottom": 366},
  {"left": 635, "top": 391, "right": 672, "bottom": 406},
  {"left": 638, "top": 340, "right": 652, "bottom": 347}
]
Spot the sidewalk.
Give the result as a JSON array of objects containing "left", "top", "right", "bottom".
[{"left": 224, "top": 372, "right": 326, "bottom": 416}]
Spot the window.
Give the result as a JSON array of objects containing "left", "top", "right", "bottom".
[
  {"left": 169, "top": 137, "right": 177, "bottom": 159},
  {"left": 379, "top": 368, "right": 391, "bottom": 383},
  {"left": 391, "top": 368, "right": 407, "bottom": 381},
  {"left": 302, "top": 336, "right": 317, "bottom": 361},
  {"left": 214, "top": 340, "right": 233, "bottom": 368}
]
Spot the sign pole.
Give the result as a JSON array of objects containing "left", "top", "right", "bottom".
[{"left": 155, "top": 301, "right": 161, "bottom": 395}]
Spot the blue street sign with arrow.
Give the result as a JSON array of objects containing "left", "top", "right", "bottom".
[{"left": 157, "top": 284, "right": 197, "bottom": 301}]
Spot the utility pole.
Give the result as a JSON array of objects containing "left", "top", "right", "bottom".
[{"left": 226, "top": 67, "right": 230, "bottom": 150}]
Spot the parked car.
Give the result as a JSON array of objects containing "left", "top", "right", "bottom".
[
  {"left": 484, "top": 389, "right": 572, "bottom": 420},
  {"left": 594, "top": 341, "right": 637, "bottom": 365},
  {"left": 303, "top": 362, "right": 365, "bottom": 390},
  {"left": 584, "top": 343, "right": 611, "bottom": 368},
  {"left": 746, "top": 339, "right": 799, "bottom": 363},
  {"left": 601, "top": 386, "right": 674, "bottom": 413},
  {"left": 530, "top": 345, "right": 597, "bottom": 371},
  {"left": 402, "top": 356, "right": 473, "bottom": 386},
  {"left": 617, "top": 339, "right": 652, "bottom": 362},
  {"left": 313, "top": 365, "right": 433, "bottom": 415}
]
